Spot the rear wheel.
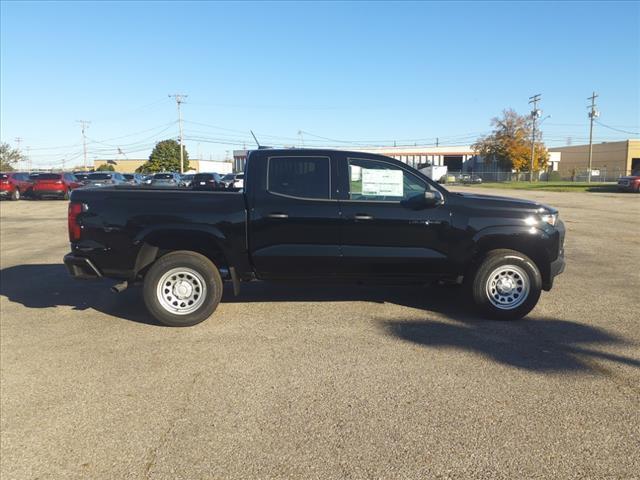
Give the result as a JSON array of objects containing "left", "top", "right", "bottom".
[
  {"left": 10, "top": 189, "right": 20, "bottom": 201},
  {"left": 143, "top": 251, "right": 223, "bottom": 327},
  {"left": 469, "top": 249, "right": 542, "bottom": 320}
]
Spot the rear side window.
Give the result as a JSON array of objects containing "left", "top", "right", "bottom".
[{"left": 268, "top": 156, "right": 330, "bottom": 199}]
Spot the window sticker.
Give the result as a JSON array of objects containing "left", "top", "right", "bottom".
[{"left": 361, "top": 168, "right": 403, "bottom": 197}]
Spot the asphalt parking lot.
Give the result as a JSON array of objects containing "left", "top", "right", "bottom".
[{"left": 1, "top": 188, "right": 639, "bottom": 479}]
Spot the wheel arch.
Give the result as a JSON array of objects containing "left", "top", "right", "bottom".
[
  {"left": 471, "top": 227, "right": 552, "bottom": 288},
  {"left": 133, "top": 226, "right": 231, "bottom": 278}
]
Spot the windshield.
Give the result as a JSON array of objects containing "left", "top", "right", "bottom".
[
  {"left": 153, "top": 173, "right": 174, "bottom": 179},
  {"left": 222, "top": 174, "right": 235, "bottom": 181},
  {"left": 123, "top": 174, "right": 134, "bottom": 180},
  {"left": 88, "top": 173, "right": 112, "bottom": 180}
]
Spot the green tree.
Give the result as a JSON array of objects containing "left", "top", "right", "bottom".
[
  {"left": 0, "top": 142, "right": 24, "bottom": 172},
  {"left": 96, "top": 163, "right": 115, "bottom": 171},
  {"left": 136, "top": 139, "right": 188, "bottom": 173},
  {"left": 472, "top": 109, "right": 548, "bottom": 173}
]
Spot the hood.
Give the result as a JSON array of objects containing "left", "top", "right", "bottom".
[{"left": 453, "top": 191, "right": 558, "bottom": 215}]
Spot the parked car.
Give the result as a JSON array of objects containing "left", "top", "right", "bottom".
[
  {"left": 72, "top": 171, "right": 91, "bottom": 183},
  {"left": 123, "top": 173, "right": 144, "bottom": 185},
  {"left": 459, "top": 173, "right": 483, "bottom": 184},
  {"left": 179, "top": 173, "right": 195, "bottom": 188},
  {"left": 222, "top": 172, "right": 244, "bottom": 189},
  {"left": 31, "top": 172, "right": 82, "bottom": 200},
  {"left": 0, "top": 172, "right": 33, "bottom": 200},
  {"left": 83, "top": 172, "right": 128, "bottom": 187},
  {"left": 617, "top": 172, "right": 640, "bottom": 193},
  {"left": 192, "top": 173, "right": 225, "bottom": 191},
  {"left": 64, "top": 148, "right": 565, "bottom": 327},
  {"left": 149, "top": 172, "right": 181, "bottom": 187}
]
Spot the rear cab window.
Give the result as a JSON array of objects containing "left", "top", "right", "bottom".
[{"left": 267, "top": 156, "right": 330, "bottom": 199}]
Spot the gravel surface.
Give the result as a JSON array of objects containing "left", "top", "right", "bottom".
[{"left": 1, "top": 188, "right": 639, "bottom": 479}]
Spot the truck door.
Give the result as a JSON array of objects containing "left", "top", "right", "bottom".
[
  {"left": 336, "top": 155, "right": 452, "bottom": 279},
  {"left": 248, "top": 154, "right": 342, "bottom": 279}
]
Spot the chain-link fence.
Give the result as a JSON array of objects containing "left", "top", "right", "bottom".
[{"left": 440, "top": 168, "right": 631, "bottom": 184}]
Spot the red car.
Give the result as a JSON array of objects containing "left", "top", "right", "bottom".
[
  {"left": 31, "top": 172, "right": 82, "bottom": 200},
  {"left": 0, "top": 172, "right": 33, "bottom": 201},
  {"left": 617, "top": 172, "right": 640, "bottom": 193}
]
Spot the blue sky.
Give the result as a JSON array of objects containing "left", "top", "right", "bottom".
[{"left": 1, "top": 0, "right": 639, "bottom": 167}]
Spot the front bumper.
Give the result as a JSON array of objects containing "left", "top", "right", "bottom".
[{"left": 64, "top": 253, "right": 102, "bottom": 279}]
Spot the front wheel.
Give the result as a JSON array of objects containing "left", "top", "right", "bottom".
[
  {"left": 10, "top": 189, "right": 20, "bottom": 201},
  {"left": 469, "top": 249, "right": 542, "bottom": 320},
  {"left": 143, "top": 251, "right": 223, "bottom": 327}
]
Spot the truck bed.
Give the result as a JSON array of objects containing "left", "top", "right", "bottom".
[{"left": 70, "top": 186, "right": 249, "bottom": 279}]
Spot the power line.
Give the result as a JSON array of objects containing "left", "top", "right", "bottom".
[{"left": 594, "top": 120, "right": 638, "bottom": 136}]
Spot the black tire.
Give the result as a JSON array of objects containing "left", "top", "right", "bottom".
[
  {"left": 10, "top": 189, "right": 20, "bottom": 201},
  {"left": 143, "top": 250, "right": 223, "bottom": 327},
  {"left": 469, "top": 249, "right": 542, "bottom": 320}
]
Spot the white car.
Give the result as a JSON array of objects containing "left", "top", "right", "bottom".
[{"left": 222, "top": 172, "right": 244, "bottom": 189}]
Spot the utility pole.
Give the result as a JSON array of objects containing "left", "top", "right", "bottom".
[
  {"left": 26, "top": 146, "right": 31, "bottom": 172},
  {"left": 169, "top": 93, "right": 187, "bottom": 173},
  {"left": 77, "top": 120, "right": 91, "bottom": 171},
  {"left": 14, "top": 137, "right": 23, "bottom": 169},
  {"left": 586, "top": 92, "right": 599, "bottom": 183},
  {"left": 529, "top": 94, "right": 542, "bottom": 182}
]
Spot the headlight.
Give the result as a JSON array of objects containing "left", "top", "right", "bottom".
[{"left": 540, "top": 213, "right": 558, "bottom": 226}]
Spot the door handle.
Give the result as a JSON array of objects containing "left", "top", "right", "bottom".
[
  {"left": 353, "top": 214, "right": 374, "bottom": 220},
  {"left": 267, "top": 213, "right": 289, "bottom": 219}
]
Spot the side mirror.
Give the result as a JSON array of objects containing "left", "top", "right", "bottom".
[{"left": 423, "top": 190, "right": 444, "bottom": 207}]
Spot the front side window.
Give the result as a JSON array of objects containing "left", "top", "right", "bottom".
[
  {"left": 348, "top": 158, "right": 428, "bottom": 202},
  {"left": 268, "top": 156, "right": 330, "bottom": 199}
]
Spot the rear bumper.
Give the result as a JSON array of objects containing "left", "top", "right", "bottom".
[
  {"left": 33, "top": 188, "right": 66, "bottom": 197},
  {"left": 64, "top": 253, "right": 102, "bottom": 279}
]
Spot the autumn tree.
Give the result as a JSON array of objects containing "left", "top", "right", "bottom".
[
  {"left": 472, "top": 109, "right": 548, "bottom": 173},
  {"left": 136, "top": 139, "right": 189, "bottom": 173},
  {"left": 0, "top": 142, "right": 24, "bottom": 171}
]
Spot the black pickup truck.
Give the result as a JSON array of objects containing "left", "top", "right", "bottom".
[{"left": 64, "top": 148, "right": 565, "bottom": 326}]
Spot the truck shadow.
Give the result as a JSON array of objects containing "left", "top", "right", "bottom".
[
  {"left": 0, "top": 263, "right": 156, "bottom": 326},
  {"left": 1, "top": 263, "right": 638, "bottom": 373}
]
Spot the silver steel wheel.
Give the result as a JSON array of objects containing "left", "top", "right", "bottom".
[
  {"left": 485, "top": 264, "right": 530, "bottom": 310},
  {"left": 14, "top": 189, "right": 20, "bottom": 200},
  {"left": 156, "top": 267, "right": 207, "bottom": 315}
]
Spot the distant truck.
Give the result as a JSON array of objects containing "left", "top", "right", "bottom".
[{"left": 418, "top": 164, "right": 448, "bottom": 183}]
